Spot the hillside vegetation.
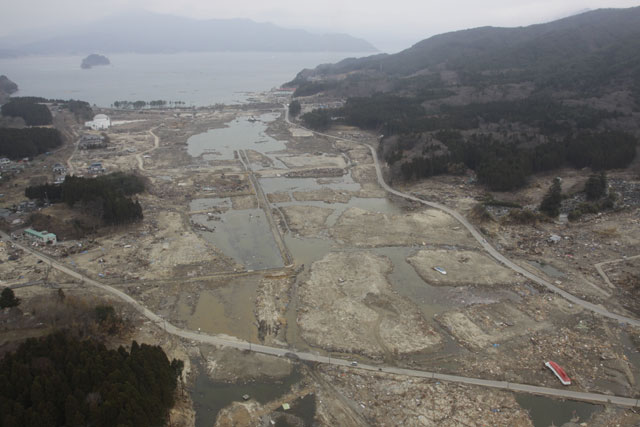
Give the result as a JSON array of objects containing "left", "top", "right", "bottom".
[
  {"left": 290, "top": 7, "right": 640, "bottom": 190},
  {"left": 0, "top": 332, "right": 182, "bottom": 427},
  {"left": 26, "top": 173, "right": 145, "bottom": 225}
]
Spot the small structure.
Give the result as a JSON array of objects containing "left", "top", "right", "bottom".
[
  {"left": 88, "top": 162, "right": 105, "bottom": 174},
  {"left": 84, "top": 114, "right": 110, "bottom": 130},
  {"left": 242, "top": 394, "right": 250, "bottom": 401},
  {"left": 79, "top": 134, "right": 107, "bottom": 149},
  {"left": 24, "top": 228, "right": 57, "bottom": 244},
  {"left": 53, "top": 163, "right": 66, "bottom": 174},
  {"left": 0, "top": 158, "right": 10, "bottom": 166}
]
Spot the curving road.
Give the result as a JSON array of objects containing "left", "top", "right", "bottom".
[
  {"left": 283, "top": 105, "right": 640, "bottom": 328},
  {"left": 5, "top": 108, "right": 640, "bottom": 409},
  {"left": 4, "top": 231, "right": 639, "bottom": 408}
]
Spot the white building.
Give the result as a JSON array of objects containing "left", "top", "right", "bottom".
[{"left": 84, "top": 114, "right": 111, "bottom": 130}]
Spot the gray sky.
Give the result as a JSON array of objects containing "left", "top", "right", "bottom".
[{"left": 3, "top": 0, "right": 640, "bottom": 52}]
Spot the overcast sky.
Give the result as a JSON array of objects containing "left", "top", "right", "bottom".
[{"left": 3, "top": 0, "right": 640, "bottom": 52}]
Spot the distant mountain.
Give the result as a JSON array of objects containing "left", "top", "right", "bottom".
[
  {"left": 288, "top": 7, "right": 640, "bottom": 191},
  {"left": 0, "top": 11, "right": 377, "bottom": 56}
]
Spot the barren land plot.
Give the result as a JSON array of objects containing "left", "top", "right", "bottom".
[
  {"left": 297, "top": 251, "right": 441, "bottom": 357},
  {"left": 408, "top": 248, "right": 520, "bottom": 286},
  {"left": 330, "top": 207, "right": 476, "bottom": 248},
  {"left": 436, "top": 301, "right": 554, "bottom": 350},
  {"left": 202, "top": 347, "right": 293, "bottom": 383},
  {"left": 277, "top": 154, "right": 347, "bottom": 169},
  {"left": 280, "top": 205, "right": 334, "bottom": 238},
  {"left": 68, "top": 210, "right": 236, "bottom": 281},
  {"left": 292, "top": 188, "right": 354, "bottom": 203}
]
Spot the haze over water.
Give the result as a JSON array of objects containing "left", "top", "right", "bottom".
[{"left": 0, "top": 51, "right": 367, "bottom": 107}]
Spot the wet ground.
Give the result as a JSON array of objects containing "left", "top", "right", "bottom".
[{"left": 178, "top": 110, "right": 639, "bottom": 425}]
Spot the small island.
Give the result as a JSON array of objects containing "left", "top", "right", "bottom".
[{"left": 81, "top": 53, "right": 110, "bottom": 69}]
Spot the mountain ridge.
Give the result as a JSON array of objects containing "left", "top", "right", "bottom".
[
  {"left": 288, "top": 7, "right": 640, "bottom": 192},
  {"left": 0, "top": 11, "right": 377, "bottom": 56},
  {"left": 289, "top": 6, "right": 640, "bottom": 92}
]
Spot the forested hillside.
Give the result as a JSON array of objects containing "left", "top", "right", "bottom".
[
  {"left": 289, "top": 7, "right": 640, "bottom": 190},
  {"left": 0, "top": 128, "right": 63, "bottom": 159},
  {"left": 0, "top": 332, "right": 182, "bottom": 426}
]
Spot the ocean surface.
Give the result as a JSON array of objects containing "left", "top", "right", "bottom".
[{"left": 0, "top": 51, "right": 367, "bottom": 107}]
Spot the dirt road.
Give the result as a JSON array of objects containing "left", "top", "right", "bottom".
[{"left": 136, "top": 128, "right": 160, "bottom": 170}]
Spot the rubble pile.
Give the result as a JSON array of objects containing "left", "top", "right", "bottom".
[{"left": 322, "top": 366, "right": 532, "bottom": 426}]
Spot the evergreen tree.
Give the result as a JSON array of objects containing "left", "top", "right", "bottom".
[
  {"left": 0, "top": 287, "right": 20, "bottom": 308},
  {"left": 539, "top": 178, "right": 562, "bottom": 217},
  {"left": 585, "top": 171, "right": 607, "bottom": 200},
  {"left": 288, "top": 100, "right": 301, "bottom": 116}
]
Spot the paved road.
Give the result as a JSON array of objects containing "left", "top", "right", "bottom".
[
  {"left": 283, "top": 106, "right": 640, "bottom": 328},
  {"left": 6, "top": 109, "right": 640, "bottom": 408},
  {"left": 3, "top": 230, "right": 640, "bottom": 408}
]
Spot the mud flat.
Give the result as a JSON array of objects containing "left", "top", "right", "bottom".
[
  {"left": 266, "top": 192, "right": 292, "bottom": 203},
  {"left": 230, "top": 195, "right": 258, "bottom": 210},
  {"left": 292, "top": 188, "right": 354, "bottom": 203},
  {"left": 277, "top": 154, "right": 347, "bottom": 169},
  {"left": 202, "top": 347, "right": 292, "bottom": 383},
  {"left": 330, "top": 207, "right": 476, "bottom": 248},
  {"left": 297, "top": 251, "right": 441, "bottom": 357},
  {"left": 407, "top": 248, "right": 520, "bottom": 286},
  {"left": 280, "top": 205, "right": 334, "bottom": 238}
]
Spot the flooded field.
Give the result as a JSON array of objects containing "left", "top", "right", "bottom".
[
  {"left": 191, "top": 365, "right": 302, "bottom": 426},
  {"left": 176, "top": 109, "right": 635, "bottom": 425},
  {"left": 187, "top": 112, "right": 285, "bottom": 165}
]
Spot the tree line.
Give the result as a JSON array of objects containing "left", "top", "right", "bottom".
[
  {"left": 1, "top": 97, "right": 94, "bottom": 124},
  {"left": 0, "top": 128, "right": 63, "bottom": 160},
  {"left": 1, "top": 98, "right": 52, "bottom": 126},
  {"left": 112, "top": 100, "right": 186, "bottom": 109},
  {"left": 0, "top": 332, "right": 182, "bottom": 427},
  {"left": 393, "top": 131, "right": 636, "bottom": 191},
  {"left": 26, "top": 173, "right": 145, "bottom": 225}
]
